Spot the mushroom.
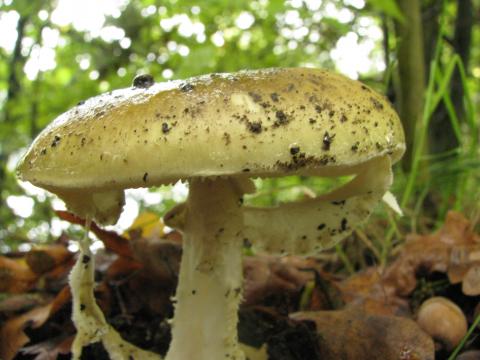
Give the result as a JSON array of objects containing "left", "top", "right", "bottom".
[
  {"left": 16, "top": 68, "right": 405, "bottom": 360},
  {"left": 416, "top": 296, "right": 467, "bottom": 350}
]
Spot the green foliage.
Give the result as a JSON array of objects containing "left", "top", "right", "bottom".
[
  {"left": 368, "top": 0, "right": 405, "bottom": 22},
  {"left": 401, "top": 1, "right": 479, "bottom": 220}
]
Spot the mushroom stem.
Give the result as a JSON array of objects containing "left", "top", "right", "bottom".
[
  {"left": 70, "top": 219, "right": 108, "bottom": 359},
  {"left": 69, "top": 219, "right": 163, "bottom": 360},
  {"left": 166, "top": 178, "right": 245, "bottom": 360}
]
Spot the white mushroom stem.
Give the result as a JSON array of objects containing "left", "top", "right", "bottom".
[
  {"left": 243, "top": 156, "right": 393, "bottom": 254},
  {"left": 70, "top": 221, "right": 108, "bottom": 358},
  {"left": 166, "top": 177, "right": 245, "bottom": 360},
  {"left": 69, "top": 219, "right": 162, "bottom": 360}
]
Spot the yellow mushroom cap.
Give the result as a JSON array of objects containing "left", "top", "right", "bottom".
[{"left": 17, "top": 68, "right": 405, "bottom": 224}]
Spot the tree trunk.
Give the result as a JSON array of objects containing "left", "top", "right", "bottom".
[
  {"left": 394, "top": 0, "right": 426, "bottom": 171},
  {"left": 0, "top": 14, "right": 29, "bottom": 229},
  {"left": 4, "top": 15, "right": 28, "bottom": 123}
]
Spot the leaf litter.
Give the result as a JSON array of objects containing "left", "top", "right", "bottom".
[{"left": 0, "top": 211, "right": 479, "bottom": 359}]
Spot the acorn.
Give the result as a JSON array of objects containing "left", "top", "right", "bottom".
[{"left": 416, "top": 297, "right": 467, "bottom": 350}]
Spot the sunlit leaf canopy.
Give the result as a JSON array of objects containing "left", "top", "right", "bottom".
[{"left": 1, "top": 0, "right": 479, "bottom": 251}]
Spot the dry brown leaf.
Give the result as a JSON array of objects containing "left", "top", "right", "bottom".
[
  {"left": 461, "top": 265, "right": 480, "bottom": 295},
  {"left": 43, "top": 256, "right": 76, "bottom": 282},
  {"left": 21, "top": 335, "right": 73, "bottom": 360},
  {"left": 292, "top": 308, "right": 435, "bottom": 360},
  {"left": 382, "top": 211, "right": 480, "bottom": 296},
  {"left": 456, "top": 350, "right": 480, "bottom": 360},
  {"left": 108, "top": 237, "right": 180, "bottom": 315},
  {"left": 56, "top": 210, "right": 134, "bottom": 258},
  {"left": 448, "top": 245, "right": 474, "bottom": 283},
  {"left": 239, "top": 306, "right": 321, "bottom": 359},
  {"left": 307, "top": 270, "right": 343, "bottom": 311},
  {"left": 435, "top": 211, "right": 479, "bottom": 245},
  {"left": 163, "top": 229, "right": 183, "bottom": 243},
  {"left": 448, "top": 243, "right": 480, "bottom": 296},
  {"left": 0, "top": 256, "right": 38, "bottom": 293},
  {"left": 243, "top": 256, "right": 316, "bottom": 307},
  {"left": 25, "top": 244, "right": 73, "bottom": 274},
  {"left": 0, "top": 293, "right": 49, "bottom": 313},
  {"left": 106, "top": 256, "right": 143, "bottom": 280},
  {"left": 125, "top": 269, "right": 175, "bottom": 314},
  {"left": 383, "top": 234, "right": 450, "bottom": 296},
  {"left": 338, "top": 268, "right": 410, "bottom": 316},
  {"left": 0, "top": 286, "right": 71, "bottom": 360},
  {"left": 130, "top": 236, "right": 182, "bottom": 284},
  {"left": 336, "top": 212, "right": 480, "bottom": 315}
]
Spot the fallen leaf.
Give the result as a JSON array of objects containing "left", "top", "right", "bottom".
[
  {"left": 56, "top": 210, "right": 134, "bottom": 258},
  {"left": 239, "top": 307, "right": 321, "bottom": 360},
  {"left": 307, "top": 269, "right": 343, "bottom": 311},
  {"left": 130, "top": 236, "right": 182, "bottom": 284},
  {"left": 382, "top": 211, "right": 480, "bottom": 297},
  {"left": 436, "top": 211, "right": 479, "bottom": 245},
  {"left": 106, "top": 256, "right": 143, "bottom": 280},
  {"left": 0, "top": 293, "right": 49, "bottom": 313},
  {"left": 21, "top": 335, "right": 73, "bottom": 360},
  {"left": 0, "top": 286, "right": 71, "bottom": 360},
  {"left": 43, "top": 256, "right": 76, "bottom": 283},
  {"left": 125, "top": 211, "right": 165, "bottom": 240},
  {"left": 0, "top": 255, "right": 38, "bottom": 293},
  {"left": 292, "top": 308, "right": 435, "bottom": 360},
  {"left": 456, "top": 350, "right": 480, "bottom": 360},
  {"left": 25, "top": 244, "right": 73, "bottom": 274},
  {"left": 338, "top": 268, "right": 410, "bottom": 316},
  {"left": 243, "top": 256, "right": 315, "bottom": 308},
  {"left": 461, "top": 265, "right": 480, "bottom": 295},
  {"left": 383, "top": 234, "right": 450, "bottom": 296},
  {"left": 123, "top": 268, "right": 176, "bottom": 314},
  {"left": 335, "top": 212, "right": 480, "bottom": 316}
]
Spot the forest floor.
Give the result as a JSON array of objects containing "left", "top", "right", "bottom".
[{"left": 1, "top": 210, "right": 480, "bottom": 360}]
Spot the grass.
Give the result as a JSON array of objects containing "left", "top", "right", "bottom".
[
  {"left": 381, "top": 2, "right": 479, "bottom": 357},
  {"left": 378, "top": 0, "right": 479, "bottom": 267},
  {"left": 449, "top": 313, "right": 480, "bottom": 360}
]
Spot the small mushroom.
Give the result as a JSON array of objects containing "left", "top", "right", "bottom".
[
  {"left": 416, "top": 297, "right": 467, "bottom": 350},
  {"left": 17, "top": 68, "right": 405, "bottom": 360}
]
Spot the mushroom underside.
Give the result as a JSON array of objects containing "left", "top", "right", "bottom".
[{"left": 68, "top": 154, "right": 394, "bottom": 360}]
